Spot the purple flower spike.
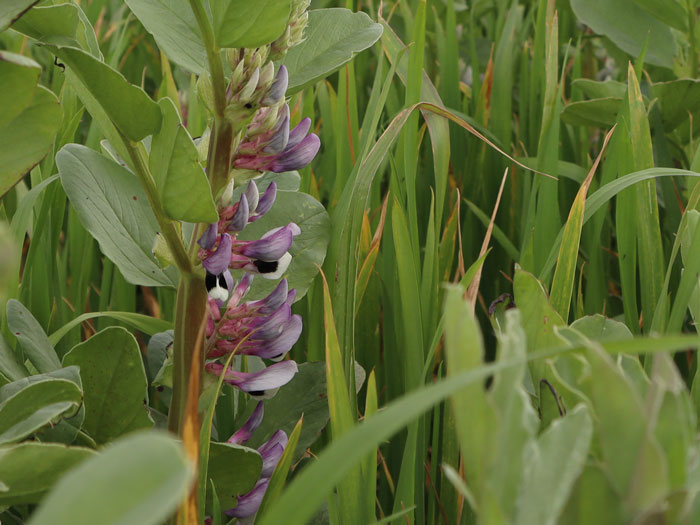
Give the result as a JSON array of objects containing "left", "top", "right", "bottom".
[
  {"left": 225, "top": 478, "right": 269, "bottom": 519},
  {"left": 206, "top": 360, "right": 299, "bottom": 393},
  {"left": 287, "top": 118, "right": 311, "bottom": 148},
  {"left": 254, "top": 182, "right": 277, "bottom": 218},
  {"left": 258, "top": 430, "right": 288, "bottom": 477},
  {"left": 228, "top": 402, "right": 264, "bottom": 445},
  {"left": 203, "top": 233, "right": 233, "bottom": 275},
  {"left": 269, "top": 133, "right": 320, "bottom": 173},
  {"left": 263, "top": 65, "right": 289, "bottom": 105},
  {"left": 246, "top": 314, "right": 302, "bottom": 360},
  {"left": 245, "top": 181, "right": 260, "bottom": 212},
  {"left": 241, "top": 223, "right": 297, "bottom": 261},
  {"left": 198, "top": 223, "right": 218, "bottom": 250},
  {"left": 229, "top": 194, "right": 249, "bottom": 232}
]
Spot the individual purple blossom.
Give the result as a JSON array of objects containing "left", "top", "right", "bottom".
[
  {"left": 204, "top": 360, "right": 298, "bottom": 395},
  {"left": 263, "top": 65, "right": 288, "bottom": 105},
  {"left": 202, "top": 233, "right": 232, "bottom": 275},
  {"left": 226, "top": 478, "right": 270, "bottom": 520},
  {"left": 228, "top": 402, "right": 264, "bottom": 445}
]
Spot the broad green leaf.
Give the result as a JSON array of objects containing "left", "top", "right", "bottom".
[
  {"left": 569, "top": 315, "right": 633, "bottom": 342},
  {"left": 484, "top": 310, "right": 538, "bottom": 520},
  {"left": 49, "top": 311, "right": 173, "bottom": 346},
  {"left": 207, "top": 442, "right": 262, "bottom": 509},
  {"left": 561, "top": 98, "right": 621, "bottom": 128},
  {"left": 572, "top": 78, "right": 626, "bottom": 100},
  {"left": 443, "top": 285, "right": 495, "bottom": 502},
  {"left": 12, "top": 3, "right": 101, "bottom": 58},
  {"left": 559, "top": 464, "right": 626, "bottom": 524},
  {"left": 652, "top": 79, "right": 700, "bottom": 132},
  {"left": 243, "top": 362, "right": 328, "bottom": 461},
  {"left": 0, "top": 51, "right": 40, "bottom": 128},
  {"left": 281, "top": 9, "right": 383, "bottom": 93},
  {"left": 0, "top": 0, "right": 38, "bottom": 31},
  {"left": 0, "top": 379, "right": 81, "bottom": 445},
  {"left": 28, "top": 431, "right": 194, "bottom": 525},
  {"left": 11, "top": 4, "right": 78, "bottom": 43},
  {"left": 632, "top": 0, "right": 687, "bottom": 31},
  {"left": 583, "top": 341, "right": 668, "bottom": 502},
  {"left": 6, "top": 299, "right": 61, "bottom": 373},
  {"left": 236, "top": 190, "right": 330, "bottom": 301},
  {"left": 57, "top": 144, "right": 175, "bottom": 287},
  {"left": 514, "top": 405, "right": 593, "bottom": 525},
  {"left": 0, "top": 442, "right": 95, "bottom": 505},
  {"left": 0, "top": 59, "right": 62, "bottom": 197},
  {"left": 211, "top": 0, "right": 291, "bottom": 48},
  {"left": 149, "top": 98, "right": 217, "bottom": 223},
  {"left": 0, "top": 333, "right": 27, "bottom": 383},
  {"left": 649, "top": 354, "right": 695, "bottom": 498},
  {"left": 46, "top": 45, "right": 160, "bottom": 141},
  {"left": 125, "top": 0, "right": 206, "bottom": 75},
  {"left": 63, "top": 327, "right": 153, "bottom": 444},
  {"left": 570, "top": 0, "right": 676, "bottom": 67},
  {"left": 1, "top": 367, "right": 85, "bottom": 444}
]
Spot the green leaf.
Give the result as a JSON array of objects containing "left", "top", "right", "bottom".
[
  {"left": 514, "top": 405, "right": 593, "bottom": 525},
  {"left": 63, "top": 327, "right": 153, "bottom": 445},
  {"left": 0, "top": 442, "right": 95, "bottom": 505},
  {"left": 149, "top": 98, "right": 217, "bottom": 223},
  {"left": 11, "top": 4, "right": 78, "bottom": 44},
  {"left": 443, "top": 285, "right": 495, "bottom": 501},
  {"left": 236, "top": 190, "right": 330, "bottom": 301},
  {"left": 49, "top": 311, "right": 174, "bottom": 346},
  {"left": 0, "top": 379, "right": 81, "bottom": 445},
  {"left": 124, "top": 0, "right": 206, "bottom": 75},
  {"left": 570, "top": 0, "right": 676, "bottom": 68},
  {"left": 27, "top": 431, "right": 194, "bottom": 525},
  {"left": 559, "top": 464, "right": 626, "bottom": 524},
  {"left": 572, "top": 78, "right": 626, "bottom": 100},
  {"left": 1, "top": 367, "right": 85, "bottom": 444},
  {"left": 281, "top": 9, "right": 383, "bottom": 93},
  {"left": 0, "top": 53, "right": 62, "bottom": 197},
  {"left": 211, "top": 0, "right": 291, "bottom": 48},
  {"left": 46, "top": 45, "right": 160, "bottom": 141},
  {"left": 0, "top": 0, "right": 39, "bottom": 31},
  {"left": 243, "top": 363, "right": 329, "bottom": 461},
  {"left": 6, "top": 299, "right": 61, "bottom": 373},
  {"left": 0, "top": 51, "right": 40, "bottom": 128},
  {"left": 57, "top": 144, "right": 175, "bottom": 287},
  {"left": 632, "top": 0, "right": 687, "bottom": 31},
  {"left": 561, "top": 98, "right": 621, "bottom": 128},
  {"left": 207, "top": 442, "right": 262, "bottom": 509},
  {"left": 569, "top": 315, "right": 633, "bottom": 342},
  {"left": 0, "top": 333, "right": 27, "bottom": 382},
  {"left": 652, "top": 79, "right": 700, "bottom": 132}
]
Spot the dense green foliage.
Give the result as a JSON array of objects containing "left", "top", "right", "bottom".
[{"left": 5, "top": 0, "right": 700, "bottom": 523}]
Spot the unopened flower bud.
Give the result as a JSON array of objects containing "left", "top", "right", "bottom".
[{"left": 238, "top": 67, "right": 260, "bottom": 103}]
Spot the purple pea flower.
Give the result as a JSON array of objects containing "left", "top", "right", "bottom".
[
  {"left": 228, "top": 401, "right": 264, "bottom": 445},
  {"left": 234, "top": 133, "right": 320, "bottom": 173},
  {"left": 204, "top": 360, "right": 298, "bottom": 397}
]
